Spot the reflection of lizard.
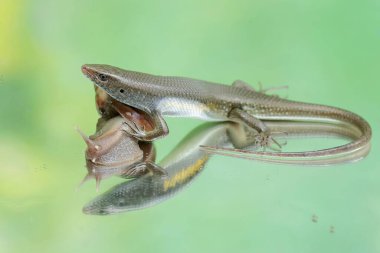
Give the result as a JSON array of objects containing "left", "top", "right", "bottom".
[
  {"left": 81, "top": 64, "right": 371, "bottom": 160},
  {"left": 82, "top": 119, "right": 370, "bottom": 215},
  {"left": 82, "top": 122, "right": 240, "bottom": 215}
]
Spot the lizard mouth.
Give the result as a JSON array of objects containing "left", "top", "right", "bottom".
[{"left": 81, "top": 65, "right": 99, "bottom": 83}]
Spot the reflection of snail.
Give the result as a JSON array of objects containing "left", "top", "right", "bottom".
[
  {"left": 82, "top": 121, "right": 371, "bottom": 215},
  {"left": 78, "top": 117, "right": 143, "bottom": 165},
  {"left": 77, "top": 116, "right": 156, "bottom": 191},
  {"left": 77, "top": 87, "right": 162, "bottom": 191},
  {"left": 82, "top": 122, "right": 234, "bottom": 215}
]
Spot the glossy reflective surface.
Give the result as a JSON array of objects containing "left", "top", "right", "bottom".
[
  {"left": 1, "top": 0, "right": 378, "bottom": 252},
  {"left": 83, "top": 121, "right": 370, "bottom": 215}
]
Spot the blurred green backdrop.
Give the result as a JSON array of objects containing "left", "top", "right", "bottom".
[{"left": 0, "top": 0, "right": 379, "bottom": 252}]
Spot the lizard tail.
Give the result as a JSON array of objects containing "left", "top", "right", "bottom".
[{"left": 200, "top": 104, "right": 372, "bottom": 165}]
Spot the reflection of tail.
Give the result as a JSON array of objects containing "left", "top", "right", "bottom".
[
  {"left": 200, "top": 143, "right": 371, "bottom": 166},
  {"left": 200, "top": 120, "right": 371, "bottom": 166},
  {"left": 253, "top": 101, "right": 372, "bottom": 161}
]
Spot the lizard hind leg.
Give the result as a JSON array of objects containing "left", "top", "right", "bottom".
[
  {"left": 232, "top": 80, "right": 288, "bottom": 98},
  {"left": 257, "top": 81, "right": 288, "bottom": 98},
  {"left": 260, "top": 134, "right": 285, "bottom": 152},
  {"left": 120, "top": 111, "right": 169, "bottom": 142},
  {"left": 232, "top": 80, "right": 257, "bottom": 91},
  {"left": 228, "top": 108, "right": 284, "bottom": 151}
]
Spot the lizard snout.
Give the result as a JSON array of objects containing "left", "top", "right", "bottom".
[{"left": 81, "top": 65, "right": 95, "bottom": 78}]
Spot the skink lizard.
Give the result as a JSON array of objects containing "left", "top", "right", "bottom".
[{"left": 81, "top": 64, "right": 372, "bottom": 160}]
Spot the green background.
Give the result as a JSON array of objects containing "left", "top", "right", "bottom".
[{"left": 1, "top": 0, "right": 379, "bottom": 252}]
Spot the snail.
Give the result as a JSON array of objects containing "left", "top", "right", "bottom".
[
  {"left": 78, "top": 116, "right": 157, "bottom": 191},
  {"left": 77, "top": 87, "right": 162, "bottom": 191}
]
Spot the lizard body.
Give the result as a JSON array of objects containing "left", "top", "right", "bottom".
[{"left": 81, "top": 64, "right": 371, "bottom": 158}]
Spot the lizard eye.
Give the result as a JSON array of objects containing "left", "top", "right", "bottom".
[{"left": 98, "top": 74, "right": 108, "bottom": 82}]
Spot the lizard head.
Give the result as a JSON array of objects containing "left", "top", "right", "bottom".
[
  {"left": 82, "top": 173, "right": 165, "bottom": 215},
  {"left": 82, "top": 64, "right": 120, "bottom": 87},
  {"left": 82, "top": 64, "right": 131, "bottom": 103}
]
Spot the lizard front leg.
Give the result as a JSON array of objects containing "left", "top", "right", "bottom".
[
  {"left": 121, "top": 111, "right": 169, "bottom": 141},
  {"left": 110, "top": 99, "right": 169, "bottom": 141}
]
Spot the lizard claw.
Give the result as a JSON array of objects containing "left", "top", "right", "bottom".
[
  {"left": 257, "top": 81, "right": 289, "bottom": 99},
  {"left": 254, "top": 131, "right": 286, "bottom": 151},
  {"left": 121, "top": 121, "right": 148, "bottom": 140}
]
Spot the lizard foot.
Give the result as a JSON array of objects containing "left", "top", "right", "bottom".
[
  {"left": 257, "top": 82, "right": 289, "bottom": 99},
  {"left": 121, "top": 121, "right": 149, "bottom": 141},
  {"left": 254, "top": 131, "right": 286, "bottom": 151},
  {"left": 232, "top": 80, "right": 288, "bottom": 98},
  {"left": 119, "top": 112, "right": 168, "bottom": 142}
]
